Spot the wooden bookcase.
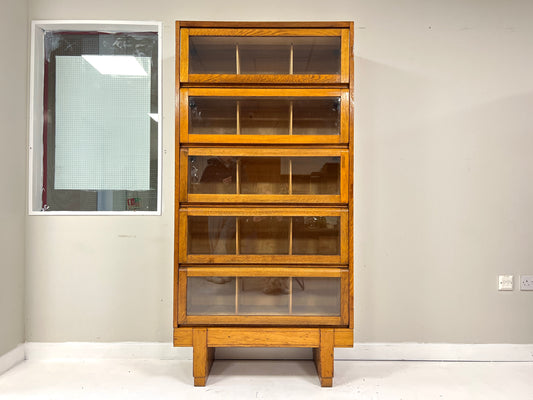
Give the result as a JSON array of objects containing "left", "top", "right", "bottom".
[{"left": 174, "top": 21, "right": 354, "bottom": 387}]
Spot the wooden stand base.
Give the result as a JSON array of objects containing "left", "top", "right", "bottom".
[
  {"left": 313, "top": 328, "right": 334, "bottom": 387},
  {"left": 192, "top": 328, "right": 215, "bottom": 386},
  {"left": 188, "top": 327, "right": 339, "bottom": 387}
]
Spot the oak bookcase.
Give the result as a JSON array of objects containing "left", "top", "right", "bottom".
[{"left": 174, "top": 21, "right": 354, "bottom": 387}]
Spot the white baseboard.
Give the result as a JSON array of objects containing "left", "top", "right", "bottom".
[
  {"left": 0, "top": 344, "right": 25, "bottom": 375},
  {"left": 336, "top": 343, "right": 533, "bottom": 362},
  {"left": 23, "top": 342, "right": 533, "bottom": 362},
  {"left": 25, "top": 342, "right": 193, "bottom": 361}
]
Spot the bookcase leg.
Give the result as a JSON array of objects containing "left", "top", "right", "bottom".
[
  {"left": 313, "top": 328, "right": 334, "bottom": 387},
  {"left": 193, "top": 328, "right": 215, "bottom": 386}
]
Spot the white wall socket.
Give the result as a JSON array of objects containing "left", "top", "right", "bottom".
[
  {"left": 520, "top": 275, "right": 533, "bottom": 291},
  {"left": 498, "top": 275, "right": 513, "bottom": 291}
]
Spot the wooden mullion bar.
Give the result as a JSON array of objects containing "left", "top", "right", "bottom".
[
  {"left": 288, "top": 158, "right": 293, "bottom": 194},
  {"left": 289, "top": 101, "right": 293, "bottom": 135},
  {"left": 290, "top": 43, "right": 294, "bottom": 74},
  {"left": 235, "top": 276, "right": 240, "bottom": 315},
  {"left": 236, "top": 101, "right": 241, "bottom": 135},
  {"left": 235, "top": 217, "right": 240, "bottom": 255},
  {"left": 236, "top": 42, "right": 240, "bottom": 74},
  {"left": 236, "top": 159, "right": 241, "bottom": 194},
  {"left": 289, "top": 217, "right": 293, "bottom": 255},
  {"left": 289, "top": 277, "right": 293, "bottom": 315}
]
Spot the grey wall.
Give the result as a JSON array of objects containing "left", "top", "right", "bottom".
[
  {"left": 25, "top": 0, "right": 533, "bottom": 344},
  {"left": 0, "top": 0, "right": 28, "bottom": 357}
]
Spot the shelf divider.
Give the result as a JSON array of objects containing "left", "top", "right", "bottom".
[
  {"left": 236, "top": 159, "right": 241, "bottom": 194},
  {"left": 290, "top": 43, "right": 294, "bottom": 75},
  {"left": 289, "top": 277, "right": 293, "bottom": 315},
  {"left": 236, "top": 42, "right": 241, "bottom": 136},
  {"left": 235, "top": 217, "right": 240, "bottom": 255},
  {"left": 289, "top": 101, "right": 293, "bottom": 136},
  {"left": 236, "top": 42, "right": 240, "bottom": 74},
  {"left": 235, "top": 276, "right": 240, "bottom": 315},
  {"left": 289, "top": 217, "right": 293, "bottom": 255},
  {"left": 236, "top": 101, "right": 241, "bottom": 135},
  {"left": 289, "top": 159, "right": 293, "bottom": 195}
]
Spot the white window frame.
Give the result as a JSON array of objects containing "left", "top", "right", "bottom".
[{"left": 28, "top": 20, "right": 162, "bottom": 215}]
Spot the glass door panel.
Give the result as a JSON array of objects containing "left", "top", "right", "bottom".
[
  {"left": 187, "top": 215, "right": 339, "bottom": 257},
  {"left": 240, "top": 157, "right": 290, "bottom": 195},
  {"left": 181, "top": 88, "right": 349, "bottom": 144},
  {"left": 179, "top": 267, "right": 348, "bottom": 325},
  {"left": 188, "top": 156, "right": 237, "bottom": 195},
  {"left": 186, "top": 153, "right": 343, "bottom": 200},
  {"left": 292, "top": 37, "right": 341, "bottom": 74},
  {"left": 292, "top": 216, "right": 340, "bottom": 255},
  {"left": 189, "top": 97, "right": 236, "bottom": 135},
  {"left": 292, "top": 98, "right": 340, "bottom": 135},
  {"left": 187, "top": 276, "right": 236, "bottom": 315},
  {"left": 291, "top": 157, "right": 340, "bottom": 195},
  {"left": 291, "top": 277, "right": 340, "bottom": 315},
  {"left": 189, "top": 37, "right": 237, "bottom": 74},
  {"left": 180, "top": 209, "right": 347, "bottom": 264},
  {"left": 238, "top": 37, "right": 292, "bottom": 74},
  {"left": 238, "top": 277, "right": 291, "bottom": 314},
  {"left": 186, "top": 95, "right": 340, "bottom": 137},
  {"left": 187, "top": 216, "right": 236, "bottom": 255},
  {"left": 238, "top": 216, "right": 291, "bottom": 255},
  {"left": 239, "top": 99, "right": 291, "bottom": 135},
  {"left": 188, "top": 36, "right": 341, "bottom": 76}
]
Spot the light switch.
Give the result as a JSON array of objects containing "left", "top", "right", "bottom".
[{"left": 498, "top": 275, "right": 513, "bottom": 291}]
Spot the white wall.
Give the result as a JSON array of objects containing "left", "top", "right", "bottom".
[
  {"left": 26, "top": 0, "right": 533, "bottom": 344},
  {"left": 0, "top": 0, "right": 28, "bottom": 356}
]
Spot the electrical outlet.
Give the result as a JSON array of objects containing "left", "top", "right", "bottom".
[
  {"left": 498, "top": 275, "right": 513, "bottom": 291},
  {"left": 520, "top": 275, "right": 533, "bottom": 291}
]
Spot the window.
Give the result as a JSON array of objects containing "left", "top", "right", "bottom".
[{"left": 29, "top": 21, "right": 161, "bottom": 214}]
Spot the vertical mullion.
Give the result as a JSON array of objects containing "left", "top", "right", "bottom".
[
  {"left": 236, "top": 101, "right": 241, "bottom": 135},
  {"left": 236, "top": 42, "right": 240, "bottom": 74},
  {"left": 236, "top": 41, "right": 241, "bottom": 136},
  {"left": 289, "top": 101, "right": 293, "bottom": 136},
  {"left": 236, "top": 159, "right": 241, "bottom": 194},
  {"left": 289, "top": 217, "right": 293, "bottom": 256},
  {"left": 290, "top": 43, "right": 294, "bottom": 74},
  {"left": 289, "top": 158, "right": 293, "bottom": 195},
  {"left": 235, "top": 276, "right": 239, "bottom": 315},
  {"left": 289, "top": 277, "right": 293, "bottom": 315},
  {"left": 235, "top": 217, "right": 240, "bottom": 255}
]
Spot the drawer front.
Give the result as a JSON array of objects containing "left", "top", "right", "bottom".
[
  {"left": 179, "top": 27, "right": 350, "bottom": 84},
  {"left": 178, "top": 208, "right": 348, "bottom": 265},
  {"left": 178, "top": 266, "right": 349, "bottom": 326},
  {"left": 179, "top": 88, "right": 350, "bottom": 144},
  {"left": 180, "top": 148, "right": 349, "bottom": 204}
]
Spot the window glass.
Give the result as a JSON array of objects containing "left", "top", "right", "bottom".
[{"left": 31, "top": 27, "right": 160, "bottom": 213}]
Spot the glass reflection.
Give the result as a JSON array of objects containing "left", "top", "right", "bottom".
[
  {"left": 187, "top": 215, "right": 340, "bottom": 256},
  {"left": 188, "top": 97, "right": 340, "bottom": 136},
  {"left": 291, "top": 277, "right": 340, "bottom": 315},
  {"left": 239, "top": 216, "right": 291, "bottom": 255},
  {"left": 240, "top": 99, "right": 290, "bottom": 135},
  {"left": 292, "top": 216, "right": 340, "bottom": 255},
  {"left": 239, "top": 277, "right": 290, "bottom": 314},
  {"left": 189, "top": 156, "right": 237, "bottom": 194},
  {"left": 189, "top": 36, "right": 341, "bottom": 75},
  {"left": 188, "top": 216, "right": 236, "bottom": 254},
  {"left": 187, "top": 276, "right": 236, "bottom": 315},
  {"left": 189, "top": 156, "right": 339, "bottom": 196},
  {"left": 292, "top": 157, "right": 340, "bottom": 195},
  {"left": 186, "top": 275, "right": 341, "bottom": 316}
]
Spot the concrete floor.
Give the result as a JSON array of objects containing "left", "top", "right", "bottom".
[{"left": 0, "top": 359, "right": 532, "bottom": 399}]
